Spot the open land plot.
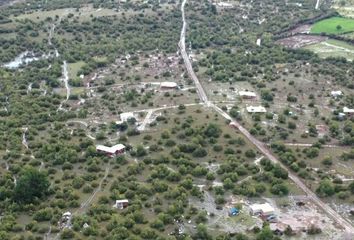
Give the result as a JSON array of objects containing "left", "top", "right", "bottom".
[
  {"left": 304, "top": 39, "right": 354, "bottom": 61},
  {"left": 209, "top": 62, "right": 348, "bottom": 144},
  {"left": 286, "top": 145, "right": 354, "bottom": 213},
  {"left": 200, "top": 79, "right": 257, "bottom": 103},
  {"left": 332, "top": 0, "right": 354, "bottom": 18},
  {"left": 189, "top": 192, "right": 346, "bottom": 239},
  {"left": 276, "top": 35, "right": 328, "bottom": 49},
  {"left": 288, "top": 146, "right": 354, "bottom": 181},
  {"left": 311, "top": 17, "right": 354, "bottom": 34}
]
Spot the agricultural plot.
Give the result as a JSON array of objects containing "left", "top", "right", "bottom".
[
  {"left": 311, "top": 17, "right": 354, "bottom": 34},
  {"left": 304, "top": 39, "right": 354, "bottom": 61}
]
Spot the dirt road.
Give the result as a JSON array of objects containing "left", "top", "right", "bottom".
[
  {"left": 179, "top": 0, "right": 354, "bottom": 235},
  {"left": 57, "top": 61, "right": 70, "bottom": 111}
]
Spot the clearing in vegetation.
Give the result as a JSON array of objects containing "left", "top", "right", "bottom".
[
  {"left": 332, "top": 0, "right": 354, "bottom": 18},
  {"left": 304, "top": 39, "right": 354, "bottom": 60},
  {"left": 311, "top": 17, "right": 354, "bottom": 34}
]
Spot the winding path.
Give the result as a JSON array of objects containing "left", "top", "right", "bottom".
[
  {"left": 57, "top": 61, "right": 70, "bottom": 111},
  {"left": 179, "top": 0, "right": 354, "bottom": 235}
]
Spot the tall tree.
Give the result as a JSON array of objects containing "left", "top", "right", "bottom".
[{"left": 13, "top": 167, "right": 50, "bottom": 204}]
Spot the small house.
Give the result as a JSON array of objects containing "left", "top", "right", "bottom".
[
  {"left": 338, "top": 112, "right": 346, "bottom": 120},
  {"left": 62, "top": 212, "right": 71, "bottom": 220},
  {"left": 160, "top": 82, "right": 178, "bottom": 90},
  {"left": 239, "top": 91, "right": 257, "bottom": 99},
  {"left": 229, "top": 207, "right": 239, "bottom": 216},
  {"left": 250, "top": 203, "right": 274, "bottom": 216},
  {"left": 331, "top": 91, "right": 343, "bottom": 98},
  {"left": 113, "top": 199, "right": 129, "bottom": 209},
  {"left": 96, "top": 144, "right": 126, "bottom": 157},
  {"left": 118, "top": 112, "right": 136, "bottom": 123},
  {"left": 343, "top": 107, "right": 354, "bottom": 116},
  {"left": 246, "top": 106, "right": 266, "bottom": 113}
]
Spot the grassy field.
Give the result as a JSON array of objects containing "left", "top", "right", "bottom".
[
  {"left": 68, "top": 61, "right": 85, "bottom": 79},
  {"left": 311, "top": 17, "right": 354, "bottom": 34},
  {"left": 304, "top": 39, "right": 354, "bottom": 60}
]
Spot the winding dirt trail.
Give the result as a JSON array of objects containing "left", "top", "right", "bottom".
[{"left": 57, "top": 61, "right": 70, "bottom": 111}]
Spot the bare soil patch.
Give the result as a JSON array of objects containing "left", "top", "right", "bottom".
[{"left": 276, "top": 35, "right": 328, "bottom": 49}]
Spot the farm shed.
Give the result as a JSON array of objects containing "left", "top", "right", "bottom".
[
  {"left": 113, "top": 199, "right": 129, "bottom": 209},
  {"left": 331, "top": 90, "right": 343, "bottom": 98},
  {"left": 96, "top": 144, "right": 126, "bottom": 157},
  {"left": 250, "top": 203, "right": 275, "bottom": 216},
  {"left": 246, "top": 106, "right": 267, "bottom": 113},
  {"left": 239, "top": 91, "right": 257, "bottom": 99},
  {"left": 160, "top": 81, "right": 178, "bottom": 89}
]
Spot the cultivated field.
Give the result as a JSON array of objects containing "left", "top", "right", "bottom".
[
  {"left": 311, "top": 17, "right": 354, "bottom": 34},
  {"left": 304, "top": 39, "right": 354, "bottom": 60}
]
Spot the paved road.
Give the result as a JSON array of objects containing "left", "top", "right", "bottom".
[{"left": 179, "top": 0, "right": 354, "bottom": 235}]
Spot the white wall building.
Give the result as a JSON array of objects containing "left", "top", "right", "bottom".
[
  {"left": 250, "top": 203, "right": 275, "bottom": 216},
  {"left": 246, "top": 106, "right": 266, "bottom": 113}
]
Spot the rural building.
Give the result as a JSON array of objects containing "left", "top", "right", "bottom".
[
  {"left": 96, "top": 144, "right": 126, "bottom": 157},
  {"left": 213, "top": 1, "right": 233, "bottom": 8},
  {"left": 120, "top": 112, "right": 135, "bottom": 122},
  {"left": 246, "top": 106, "right": 267, "bottom": 113},
  {"left": 160, "top": 81, "right": 178, "bottom": 89},
  {"left": 239, "top": 91, "right": 257, "bottom": 99},
  {"left": 343, "top": 107, "right": 354, "bottom": 116},
  {"left": 113, "top": 199, "right": 129, "bottom": 209},
  {"left": 250, "top": 203, "right": 275, "bottom": 216},
  {"left": 338, "top": 112, "right": 346, "bottom": 120},
  {"left": 229, "top": 207, "right": 239, "bottom": 216},
  {"left": 331, "top": 90, "right": 343, "bottom": 98},
  {"left": 62, "top": 212, "right": 71, "bottom": 220}
]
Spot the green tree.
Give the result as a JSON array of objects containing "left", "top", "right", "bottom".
[
  {"left": 13, "top": 167, "right": 50, "bottom": 204},
  {"left": 257, "top": 226, "right": 275, "bottom": 240},
  {"left": 316, "top": 180, "right": 335, "bottom": 197}
]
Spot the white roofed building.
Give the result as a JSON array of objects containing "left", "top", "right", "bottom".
[
  {"left": 343, "top": 107, "right": 354, "bottom": 116},
  {"left": 160, "top": 81, "right": 177, "bottom": 89},
  {"left": 246, "top": 106, "right": 266, "bottom": 113},
  {"left": 96, "top": 144, "right": 126, "bottom": 157},
  {"left": 113, "top": 199, "right": 129, "bottom": 209},
  {"left": 120, "top": 112, "right": 135, "bottom": 122},
  {"left": 250, "top": 203, "right": 274, "bottom": 216},
  {"left": 239, "top": 91, "right": 257, "bottom": 99},
  {"left": 331, "top": 91, "right": 343, "bottom": 98}
]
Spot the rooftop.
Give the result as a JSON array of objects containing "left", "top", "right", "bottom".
[
  {"left": 239, "top": 91, "right": 257, "bottom": 97},
  {"left": 343, "top": 107, "right": 354, "bottom": 113},
  {"left": 120, "top": 112, "right": 135, "bottom": 122},
  {"left": 96, "top": 144, "right": 126, "bottom": 154},
  {"left": 250, "top": 202, "right": 274, "bottom": 213},
  {"left": 246, "top": 106, "right": 266, "bottom": 113},
  {"left": 160, "top": 81, "right": 177, "bottom": 88},
  {"left": 331, "top": 91, "right": 343, "bottom": 98}
]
